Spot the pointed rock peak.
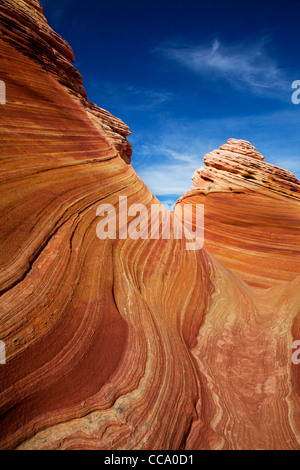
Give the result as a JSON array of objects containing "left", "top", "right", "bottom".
[
  {"left": 189, "top": 138, "right": 300, "bottom": 198},
  {"left": 220, "top": 138, "right": 265, "bottom": 161}
]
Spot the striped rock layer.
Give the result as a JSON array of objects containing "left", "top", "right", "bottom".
[{"left": 0, "top": 0, "right": 299, "bottom": 450}]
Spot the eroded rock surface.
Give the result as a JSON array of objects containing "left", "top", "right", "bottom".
[{"left": 0, "top": 0, "right": 299, "bottom": 450}]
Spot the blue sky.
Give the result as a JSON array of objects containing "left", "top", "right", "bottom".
[{"left": 40, "top": 0, "right": 300, "bottom": 208}]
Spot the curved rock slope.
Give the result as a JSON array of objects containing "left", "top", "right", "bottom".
[
  {"left": 178, "top": 138, "right": 300, "bottom": 289},
  {"left": 0, "top": 0, "right": 299, "bottom": 450}
]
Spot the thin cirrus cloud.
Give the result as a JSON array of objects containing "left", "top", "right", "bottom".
[
  {"left": 158, "top": 38, "right": 289, "bottom": 97},
  {"left": 134, "top": 142, "right": 208, "bottom": 199},
  {"left": 133, "top": 109, "right": 300, "bottom": 206},
  {"left": 89, "top": 81, "right": 172, "bottom": 112}
]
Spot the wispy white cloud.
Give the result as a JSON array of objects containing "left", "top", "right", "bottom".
[
  {"left": 160, "top": 147, "right": 196, "bottom": 163},
  {"left": 157, "top": 38, "right": 290, "bottom": 97},
  {"left": 135, "top": 143, "right": 208, "bottom": 197},
  {"left": 159, "top": 198, "right": 177, "bottom": 211},
  {"left": 137, "top": 162, "right": 196, "bottom": 196},
  {"left": 133, "top": 109, "right": 300, "bottom": 200},
  {"left": 125, "top": 86, "right": 172, "bottom": 109},
  {"left": 89, "top": 81, "right": 172, "bottom": 111}
]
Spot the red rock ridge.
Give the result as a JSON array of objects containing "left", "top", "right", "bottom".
[
  {"left": 190, "top": 138, "right": 300, "bottom": 197},
  {"left": 0, "top": 0, "right": 299, "bottom": 451},
  {"left": 0, "top": 0, "right": 132, "bottom": 163}
]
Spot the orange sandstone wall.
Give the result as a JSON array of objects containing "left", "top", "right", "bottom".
[{"left": 0, "top": 0, "right": 299, "bottom": 450}]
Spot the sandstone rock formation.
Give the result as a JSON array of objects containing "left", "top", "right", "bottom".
[
  {"left": 0, "top": 0, "right": 299, "bottom": 450},
  {"left": 178, "top": 138, "right": 300, "bottom": 288}
]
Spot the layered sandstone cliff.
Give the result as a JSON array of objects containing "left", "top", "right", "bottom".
[
  {"left": 177, "top": 139, "right": 300, "bottom": 288},
  {"left": 0, "top": 0, "right": 299, "bottom": 450}
]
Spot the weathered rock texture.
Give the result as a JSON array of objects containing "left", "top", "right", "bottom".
[
  {"left": 179, "top": 138, "right": 300, "bottom": 289},
  {"left": 0, "top": 0, "right": 299, "bottom": 450}
]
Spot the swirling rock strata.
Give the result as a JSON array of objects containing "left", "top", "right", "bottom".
[
  {"left": 0, "top": 0, "right": 299, "bottom": 450},
  {"left": 178, "top": 139, "right": 300, "bottom": 289}
]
